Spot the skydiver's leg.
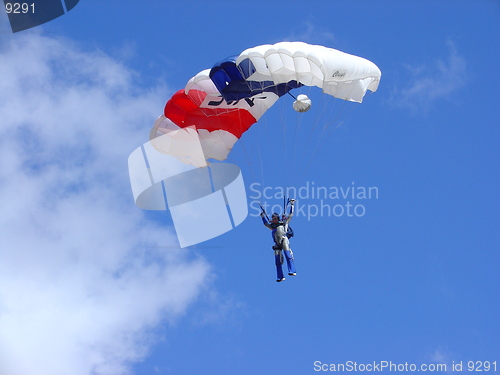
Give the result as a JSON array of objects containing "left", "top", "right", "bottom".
[
  {"left": 283, "top": 247, "right": 296, "bottom": 275},
  {"left": 274, "top": 248, "right": 285, "bottom": 281},
  {"left": 280, "top": 234, "right": 296, "bottom": 274},
  {"left": 274, "top": 226, "right": 295, "bottom": 277}
]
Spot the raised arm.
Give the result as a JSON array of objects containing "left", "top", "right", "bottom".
[
  {"left": 283, "top": 199, "right": 295, "bottom": 230},
  {"left": 261, "top": 212, "right": 273, "bottom": 230}
]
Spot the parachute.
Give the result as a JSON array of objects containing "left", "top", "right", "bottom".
[
  {"left": 129, "top": 42, "right": 381, "bottom": 247},
  {"left": 150, "top": 41, "right": 381, "bottom": 166}
]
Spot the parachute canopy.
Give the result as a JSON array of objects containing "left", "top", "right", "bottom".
[{"left": 150, "top": 42, "right": 381, "bottom": 166}]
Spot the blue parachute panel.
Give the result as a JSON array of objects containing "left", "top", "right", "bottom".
[{"left": 210, "top": 57, "right": 303, "bottom": 101}]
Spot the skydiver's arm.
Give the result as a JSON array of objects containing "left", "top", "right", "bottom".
[
  {"left": 283, "top": 200, "right": 295, "bottom": 231},
  {"left": 261, "top": 213, "right": 274, "bottom": 230},
  {"left": 284, "top": 202, "right": 294, "bottom": 225}
]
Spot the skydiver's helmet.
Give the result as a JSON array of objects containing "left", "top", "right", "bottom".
[{"left": 271, "top": 213, "right": 280, "bottom": 221}]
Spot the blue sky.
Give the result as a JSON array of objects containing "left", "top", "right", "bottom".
[{"left": 0, "top": 1, "right": 499, "bottom": 374}]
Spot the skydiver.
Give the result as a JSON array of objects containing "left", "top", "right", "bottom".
[{"left": 260, "top": 199, "right": 296, "bottom": 282}]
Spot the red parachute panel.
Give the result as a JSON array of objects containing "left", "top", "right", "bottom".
[{"left": 164, "top": 90, "right": 257, "bottom": 138}]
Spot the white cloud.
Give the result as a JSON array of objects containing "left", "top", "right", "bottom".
[
  {"left": 281, "top": 18, "right": 336, "bottom": 45},
  {"left": 390, "top": 40, "right": 466, "bottom": 113},
  {"left": 430, "top": 346, "right": 448, "bottom": 363},
  {"left": 0, "top": 9, "right": 10, "bottom": 35},
  {"left": 427, "top": 346, "right": 457, "bottom": 374},
  {"left": 0, "top": 32, "right": 211, "bottom": 375}
]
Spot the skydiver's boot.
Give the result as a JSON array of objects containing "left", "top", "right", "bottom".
[
  {"left": 274, "top": 249, "right": 285, "bottom": 282},
  {"left": 284, "top": 249, "right": 296, "bottom": 276}
]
